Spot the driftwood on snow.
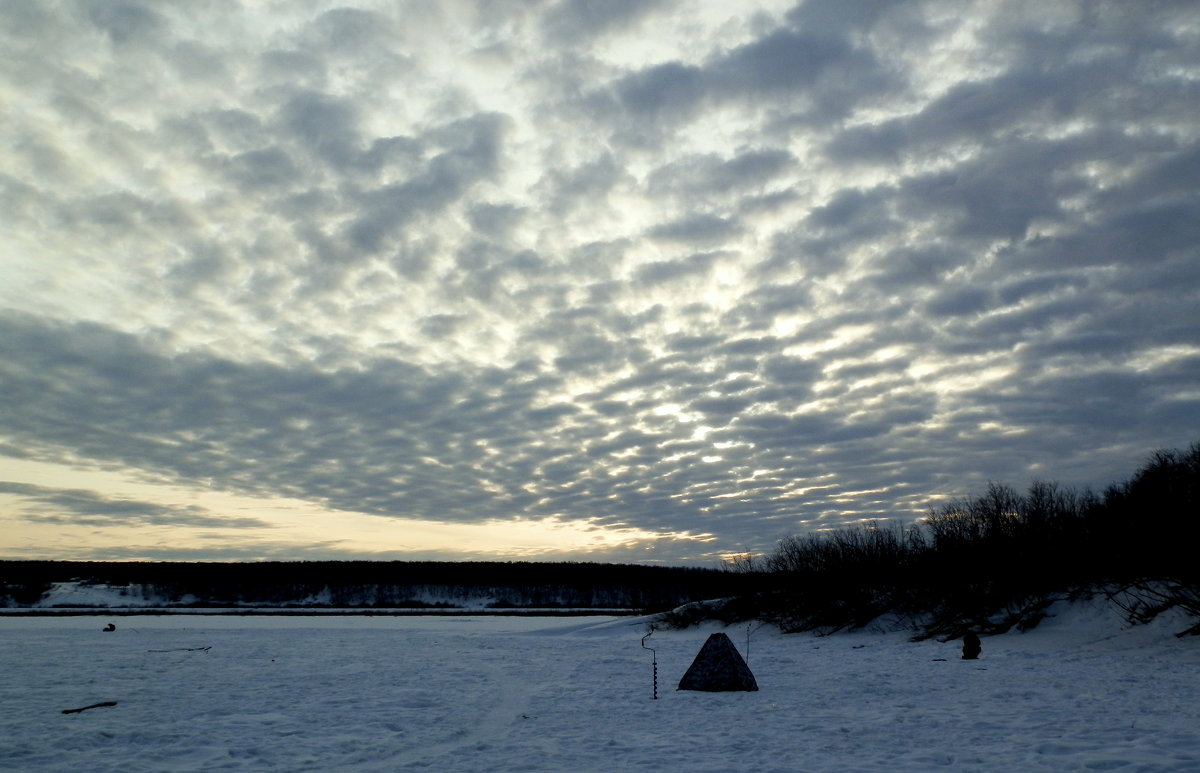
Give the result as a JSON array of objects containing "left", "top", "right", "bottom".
[{"left": 62, "top": 702, "right": 117, "bottom": 715}]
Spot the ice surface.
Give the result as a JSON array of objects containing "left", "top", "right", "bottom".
[{"left": 2, "top": 600, "right": 1197, "bottom": 771}]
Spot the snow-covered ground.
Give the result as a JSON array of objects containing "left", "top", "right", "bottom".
[{"left": 2, "top": 600, "right": 1197, "bottom": 772}]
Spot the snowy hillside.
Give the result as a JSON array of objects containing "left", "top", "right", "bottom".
[
  {"left": 30, "top": 582, "right": 183, "bottom": 609},
  {"left": 2, "top": 598, "right": 1197, "bottom": 771}
]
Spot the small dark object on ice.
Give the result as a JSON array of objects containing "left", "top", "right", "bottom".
[
  {"left": 103, "top": 623, "right": 116, "bottom": 632},
  {"left": 678, "top": 632, "right": 758, "bottom": 692},
  {"left": 962, "top": 632, "right": 981, "bottom": 660},
  {"left": 63, "top": 702, "right": 117, "bottom": 714}
]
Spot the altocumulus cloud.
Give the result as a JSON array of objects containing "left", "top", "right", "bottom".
[{"left": 1, "top": 0, "right": 1198, "bottom": 562}]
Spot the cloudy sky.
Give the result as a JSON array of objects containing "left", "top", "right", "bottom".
[{"left": 2, "top": 0, "right": 1198, "bottom": 565}]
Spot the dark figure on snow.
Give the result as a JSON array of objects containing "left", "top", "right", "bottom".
[{"left": 962, "top": 631, "right": 981, "bottom": 660}]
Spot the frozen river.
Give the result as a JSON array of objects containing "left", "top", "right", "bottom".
[{"left": 2, "top": 602, "right": 1197, "bottom": 771}]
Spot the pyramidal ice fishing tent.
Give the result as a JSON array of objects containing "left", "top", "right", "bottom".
[{"left": 677, "top": 632, "right": 758, "bottom": 692}]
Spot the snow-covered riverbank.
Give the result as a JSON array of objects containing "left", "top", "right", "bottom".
[
  {"left": 2, "top": 600, "right": 1197, "bottom": 771},
  {"left": 0, "top": 580, "right": 666, "bottom": 615}
]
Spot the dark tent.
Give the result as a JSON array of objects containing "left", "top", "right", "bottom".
[{"left": 677, "top": 632, "right": 758, "bottom": 692}]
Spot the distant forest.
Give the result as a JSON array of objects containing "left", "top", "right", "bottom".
[
  {"left": 0, "top": 560, "right": 749, "bottom": 613},
  {"left": 681, "top": 441, "right": 1200, "bottom": 639},
  {"left": 4, "top": 442, "right": 1197, "bottom": 635}
]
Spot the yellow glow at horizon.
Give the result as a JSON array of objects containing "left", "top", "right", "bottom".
[{"left": 0, "top": 457, "right": 704, "bottom": 560}]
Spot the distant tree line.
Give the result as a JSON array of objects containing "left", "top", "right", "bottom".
[
  {"left": 0, "top": 560, "right": 752, "bottom": 613},
  {"left": 686, "top": 441, "right": 1200, "bottom": 638},
  {"left": 5, "top": 443, "right": 1196, "bottom": 633}
]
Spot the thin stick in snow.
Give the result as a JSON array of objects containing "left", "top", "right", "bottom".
[{"left": 62, "top": 702, "right": 117, "bottom": 715}]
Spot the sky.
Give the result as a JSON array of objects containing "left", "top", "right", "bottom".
[{"left": 1, "top": 0, "right": 1198, "bottom": 566}]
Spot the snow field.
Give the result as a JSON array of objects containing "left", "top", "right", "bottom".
[{"left": 1, "top": 602, "right": 1197, "bottom": 772}]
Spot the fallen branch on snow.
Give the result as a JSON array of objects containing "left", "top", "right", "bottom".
[{"left": 62, "top": 702, "right": 117, "bottom": 715}]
